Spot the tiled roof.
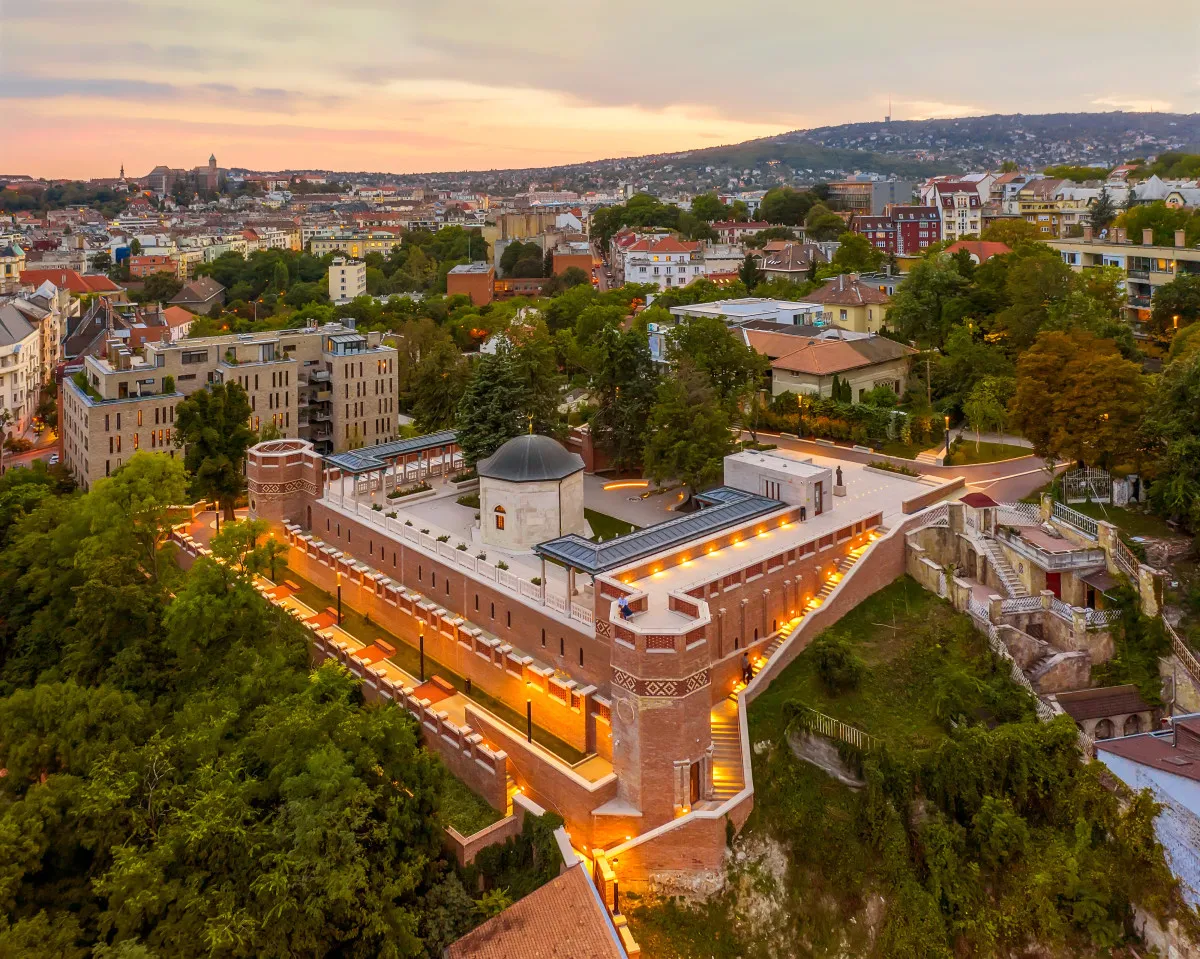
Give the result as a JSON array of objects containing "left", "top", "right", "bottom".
[
  {"left": 769, "top": 334, "right": 913, "bottom": 376},
  {"left": 759, "top": 242, "right": 826, "bottom": 273},
  {"left": 770, "top": 339, "right": 873, "bottom": 376},
  {"left": 170, "top": 276, "right": 225, "bottom": 303},
  {"left": 1057, "top": 684, "right": 1151, "bottom": 722},
  {"left": 19, "top": 269, "right": 121, "bottom": 296},
  {"left": 624, "top": 236, "right": 700, "bottom": 254},
  {"left": 163, "top": 305, "right": 196, "bottom": 328},
  {"left": 1097, "top": 725, "right": 1200, "bottom": 783},
  {"left": 945, "top": 241, "right": 1012, "bottom": 263},
  {"left": 805, "top": 274, "right": 891, "bottom": 306},
  {"left": 446, "top": 864, "right": 627, "bottom": 959}
]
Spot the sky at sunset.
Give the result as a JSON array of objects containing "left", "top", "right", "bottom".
[{"left": 4, "top": 0, "right": 1200, "bottom": 180}]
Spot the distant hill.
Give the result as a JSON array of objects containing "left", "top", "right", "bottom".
[
  {"left": 660, "top": 111, "right": 1200, "bottom": 177},
  {"left": 344, "top": 111, "right": 1200, "bottom": 190}
]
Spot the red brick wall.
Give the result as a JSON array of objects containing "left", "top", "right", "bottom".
[
  {"left": 309, "top": 501, "right": 608, "bottom": 686},
  {"left": 287, "top": 541, "right": 595, "bottom": 754},
  {"left": 446, "top": 269, "right": 494, "bottom": 306},
  {"left": 467, "top": 705, "right": 622, "bottom": 851},
  {"left": 444, "top": 814, "right": 523, "bottom": 867}
]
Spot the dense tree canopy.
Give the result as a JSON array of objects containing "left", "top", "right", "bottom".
[
  {"left": 0, "top": 455, "right": 559, "bottom": 957},
  {"left": 173, "top": 381, "right": 256, "bottom": 520}
]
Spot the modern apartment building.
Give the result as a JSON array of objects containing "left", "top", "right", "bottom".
[
  {"left": 60, "top": 321, "right": 398, "bottom": 488},
  {"left": 1049, "top": 227, "right": 1200, "bottom": 328},
  {"left": 309, "top": 232, "right": 403, "bottom": 258},
  {"left": 329, "top": 257, "right": 367, "bottom": 303},
  {"left": 827, "top": 179, "right": 915, "bottom": 216}
]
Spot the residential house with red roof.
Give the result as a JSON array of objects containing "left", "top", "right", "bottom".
[
  {"left": 19, "top": 268, "right": 123, "bottom": 299},
  {"left": 930, "top": 182, "right": 982, "bottom": 243},
  {"left": 763, "top": 332, "right": 915, "bottom": 401},
  {"left": 619, "top": 235, "right": 703, "bottom": 291},
  {"left": 710, "top": 220, "right": 771, "bottom": 245}
]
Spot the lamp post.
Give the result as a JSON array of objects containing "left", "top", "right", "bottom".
[
  {"left": 419, "top": 621, "right": 426, "bottom": 681},
  {"left": 336, "top": 571, "right": 342, "bottom": 624},
  {"left": 944, "top": 415, "right": 951, "bottom": 458}
]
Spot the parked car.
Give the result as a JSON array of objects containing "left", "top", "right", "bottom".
[{"left": 48, "top": 453, "right": 59, "bottom": 466}]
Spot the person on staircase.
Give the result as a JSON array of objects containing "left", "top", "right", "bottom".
[{"left": 741, "top": 652, "right": 753, "bottom": 685}]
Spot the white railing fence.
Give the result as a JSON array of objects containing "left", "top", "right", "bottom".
[{"left": 1052, "top": 501, "right": 1098, "bottom": 539}]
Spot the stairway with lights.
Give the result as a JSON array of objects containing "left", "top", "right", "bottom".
[{"left": 710, "top": 529, "right": 886, "bottom": 802}]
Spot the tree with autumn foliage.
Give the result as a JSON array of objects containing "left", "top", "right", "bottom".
[{"left": 1009, "top": 330, "right": 1147, "bottom": 470}]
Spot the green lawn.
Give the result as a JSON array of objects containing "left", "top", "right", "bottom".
[
  {"left": 276, "top": 565, "right": 586, "bottom": 764},
  {"left": 585, "top": 508, "right": 637, "bottom": 541},
  {"left": 747, "top": 576, "right": 1034, "bottom": 751},
  {"left": 945, "top": 441, "right": 1034, "bottom": 465},
  {"left": 629, "top": 576, "right": 1040, "bottom": 959},
  {"left": 1065, "top": 500, "right": 1180, "bottom": 541},
  {"left": 875, "top": 439, "right": 938, "bottom": 461},
  {"left": 440, "top": 770, "right": 503, "bottom": 836}
]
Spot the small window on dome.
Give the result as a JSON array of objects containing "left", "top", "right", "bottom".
[{"left": 494, "top": 505, "right": 505, "bottom": 530}]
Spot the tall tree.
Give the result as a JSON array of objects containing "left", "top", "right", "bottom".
[
  {"left": 1142, "top": 349, "right": 1200, "bottom": 531},
  {"left": 885, "top": 256, "right": 970, "bottom": 348},
  {"left": 831, "top": 231, "right": 885, "bottom": 273},
  {"left": 738, "top": 253, "right": 764, "bottom": 290},
  {"left": 689, "top": 192, "right": 727, "bottom": 222},
  {"left": 1010, "top": 330, "right": 1146, "bottom": 470},
  {"left": 1149, "top": 274, "right": 1200, "bottom": 343},
  {"left": 455, "top": 332, "right": 562, "bottom": 464},
  {"left": 411, "top": 338, "right": 470, "bottom": 432},
  {"left": 665, "top": 315, "right": 768, "bottom": 414},
  {"left": 760, "top": 187, "right": 815, "bottom": 226},
  {"left": 643, "top": 362, "right": 733, "bottom": 494},
  {"left": 804, "top": 203, "right": 845, "bottom": 242},
  {"left": 173, "top": 381, "right": 256, "bottom": 520},
  {"left": 1090, "top": 186, "right": 1117, "bottom": 232},
  {"left": 589, "top": 323, "right": 658, "bottom": 470}
]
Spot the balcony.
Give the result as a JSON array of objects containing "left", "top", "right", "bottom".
[
  {"left": 995, "top": 527, "right": 1106, "bottom": 571},
  {"left": 314, "top": 389, "right": 333, "bottom": 402},
  {"left": 1128, "top": 294, "right": 1152, "bottom": 309},
  {"left": 1127, "top": 268, "right": 1150, "bottom": 280},
  {"left": 309, "top": 406, "right": 332, "bottom": 422}
]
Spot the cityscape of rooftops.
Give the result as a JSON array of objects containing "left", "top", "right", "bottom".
[{"left": 3, "top": 3, "right": 1200, "bottom": 957}]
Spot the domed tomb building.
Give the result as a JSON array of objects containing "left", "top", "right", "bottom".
[{"left": 477, "top": 434, "right": 586, "bottom": 550}]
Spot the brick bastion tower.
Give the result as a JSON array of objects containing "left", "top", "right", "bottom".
[{"left": 246, "top": 435, "right": 890, "bottom": 887}]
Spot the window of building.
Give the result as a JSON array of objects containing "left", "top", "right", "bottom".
[{"left": 494, "top": 505, "right": 505, "bottom": 530}]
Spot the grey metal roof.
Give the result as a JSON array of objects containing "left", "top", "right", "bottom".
[
  {"left": 477, "top": 435, "right": 583, "bottom": 483},
  {"left": 534, "top": 486, "right": 784, "bottom": 575},
  {"left": 325, "top": 429, "right": 458, "bottom": 474}
]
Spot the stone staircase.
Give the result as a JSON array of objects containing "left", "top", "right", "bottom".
[
  {"left": 707, "top": 530, "right": 890, "bottom": 803},
  {"left": 915, "top": 450, "right": 942, "bottom": 466},
  {"left": 981, "top": 537, "right": 1028, "bottom": 598},
  {"left": 505, "top": 772, "right": 517, "bottom": 816},
  {"left": 709, "top": 700, "right": 745, "bottom": 801}
]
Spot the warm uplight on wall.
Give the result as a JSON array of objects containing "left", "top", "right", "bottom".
[{"left": 603, "top": 480, "right": 650, "bottom": 491}]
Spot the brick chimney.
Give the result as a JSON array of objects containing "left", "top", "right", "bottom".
[
  {"left": 1083, "top": 225, "right": 1093, "bottom": 242},
  {"left": 1176, "top": 229, "right": 1186, "bottom": 248},
  {"left": 1143, "top": 228, "right": 1154, "bottom": 245}
]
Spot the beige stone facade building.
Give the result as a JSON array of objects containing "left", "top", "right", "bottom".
[{"left": 61, "top": 322, "right": 398, "bottom": 489}]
